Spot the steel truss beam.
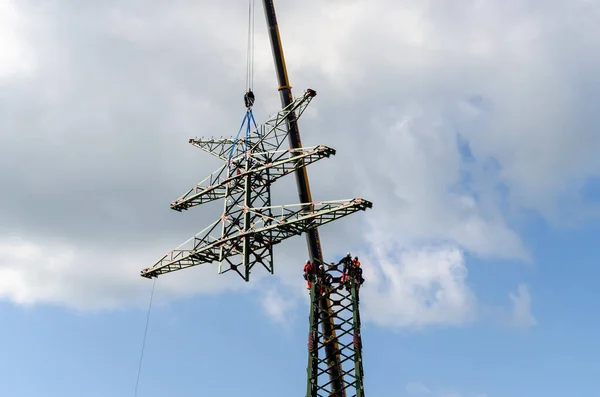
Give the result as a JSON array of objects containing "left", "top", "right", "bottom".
[
  {"left": 306, "top": 260, "right": 365, "bottom": 397},
  {"left": 171, "top": 145, "right": 335, "bottom": 211},
  {"left": 187, "top": 89, "right": 316, "bottom": 161},
  {"left": 141, "top": 198, "right": 372, "bottom": 280}
]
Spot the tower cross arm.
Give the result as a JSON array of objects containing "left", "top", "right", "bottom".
[
  {"left": 170, "top": 163, "right": 231, "bottom": 211},
  {"left": 248, "top": 89, "right": 316, "bottom": 153},
  {"left": 141, "top": 197, "right": 372, "bottom": 279},
  {"left": 187, "top": 89, "right": 317, "bottom": 161},
  {"left": 188, "top": 138, "right": 239, "bottom": 161},
  {"left": 170, "top": 145, "right": 336, "bottom": 211}
]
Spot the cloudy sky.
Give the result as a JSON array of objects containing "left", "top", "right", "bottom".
[{"left": 2, "top": 0, "right": 600, "bottom": 396}]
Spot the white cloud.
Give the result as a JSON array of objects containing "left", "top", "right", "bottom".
[
  {"left": 0, "top": 0, "right": 596, "bottom": 330},
  {"left": 259, "top": 287, "right": 299, "bottom": 326},
  {"left": 508, "top": 284, "right": 536, "bottom": 328},
  {"left": 360, "top": 243, "right": 476, "bottom": 328},
  {"left": 355, "top": 106, "right": 528, "bottom": 261},
  {"left": 0, "top": 0, "right": 36, "bottom": 79},
  {"left": 288, "top": 0, "right": 600, "bottom": 221},
  {"left": 0, "top": 237, "right": 251, "bottom": 311}
]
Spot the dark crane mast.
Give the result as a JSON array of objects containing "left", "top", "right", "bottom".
[{"left": 261, "top": 2, "right": 359, "bottom": 397}]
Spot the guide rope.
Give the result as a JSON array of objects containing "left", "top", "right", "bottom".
[{"left": 134, "top": 278, "right": 156, "bottom": 397}]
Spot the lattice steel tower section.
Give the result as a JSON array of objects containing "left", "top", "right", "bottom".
[{"left": 140, "top": 1, "right": 371, "bottom": 396}]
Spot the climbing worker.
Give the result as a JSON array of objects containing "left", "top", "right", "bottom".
[
  {"left": 348, "top": 256, "right": 365, "bottom": 288},
  {"left": 355, "top": 265, "right": 365, "bottom": 288},
  {"left": 316, "top": 264, "right": 326, "bottom": 284},
  {"left": 338, "top": 253, "right": 352, "bottom": 284},
  {"left": 303, "top": 260, "right": 313, "bottom": 289},
  {"left": 313, "top": 264, "right": 332, "bottom": 294},
  {"left": 244, "top": 90, "right": 255, "bottom": 108},
  {"left": 315, "top": 264, "right": 323, "bottom": 279},
  {"left": 321, "top": 265, "right": 333, "bottom": 287},
  {"left": 338, "top": 253, "right": 352, "bottom": 269},
  {"left": 315, "top": 264, "right": 325, "bottom": 293}
]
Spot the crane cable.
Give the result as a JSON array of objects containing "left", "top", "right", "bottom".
[
  {"left": 133, "top": 278, "right": 156, "bottom": 397},
  {"left": 245, "top": 0, "right": 255, "bottom": 92}
]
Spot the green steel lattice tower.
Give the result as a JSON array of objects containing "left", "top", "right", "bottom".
[{"left": 306, "top": 260, "right": 366, "bottom": 397}]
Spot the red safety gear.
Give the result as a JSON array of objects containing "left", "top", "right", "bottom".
[
  {"left": 304, "top": 261, "right": 313, "bottom": 288},
  {"left": 303, "top": 262, "right": 312, "bottom": 273}
]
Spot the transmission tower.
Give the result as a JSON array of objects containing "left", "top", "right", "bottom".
[
  {"left": 140, "top": 91, "right": 371, "bottom": 281},
  {"left": 140, "top": 1, "right": 372, "bottom": 396}
]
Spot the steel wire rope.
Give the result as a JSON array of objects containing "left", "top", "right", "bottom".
[
  {"left": 245, "top": 0, "right": 255, "bottom": 91},
  {"left": 241, "top": 0, "right": 256, "bottom": 158},
  {"left": 133, "top": 277, "right": 156, "bottom": 397}
]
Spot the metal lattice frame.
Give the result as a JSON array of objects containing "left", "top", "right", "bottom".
[
  {"left": 184, "top": 89, "right": 315, "bottom": 162},
  {"left": 141, "top": 199, "right": 371, "bottom": 280},
  {"left": 141, "top": 89, "right": 373, "bottom": 282},
  {"left": 307, "top": 261, "right": 365, "bottom": 397},
  {"left": 170, "top": 145, "right": 335, "bottom": 211}
]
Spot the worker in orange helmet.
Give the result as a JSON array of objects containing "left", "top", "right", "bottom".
[
  {"left": 352, "top": 256, "right": 365, "bottom": 288},
  {"left": 303, "top": 260, "right": 313, "bottom": 289}
]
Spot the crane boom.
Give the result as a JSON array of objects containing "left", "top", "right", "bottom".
[{"left": 260, "top": 1, "right": 346, "bottom": 396}]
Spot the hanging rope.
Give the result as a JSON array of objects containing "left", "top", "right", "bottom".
[
  {"left": 236, "top": 0, "right": 257, "bottom": 170},
  {"left": 228, "top": 111, "right": 251, "bottom": 168},
  {"left": 244, "top": 0, "right": 256, "bottom": 109},
  {"left": 134, "top": 278, "right": 156, "bottom": 397},
  {"left": 245, "top": 0, "right": 255, "bottom": 92}
]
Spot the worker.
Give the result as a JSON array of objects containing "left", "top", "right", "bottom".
[
  {"left": 338, "top": 253, "right": 352, "bottom": 269},
  {"left": 313, "top": 264, "right": 332, "bottom": 294},
  {"left": 348, "top": 256, "right": 365, "bottom": 288},
  {"left": 315, "top": 264, "right": 325, "bottom": 293},
  {"left": 321, "top": 265, "right": 333, "bottom": 287},
  {"left": 338, "top": 253, "right": 352, "bottom": 284},
  {"left": 244, "top": 90, "right": 255, "bottom": 108},
  {"left": 303, "top": 260, "right": 313, "bottom": 289},
  {"left": 314, "top": 264, "right": 325, "bottom": 284},
  {"left": 354, "top": 264, "right": 365, "bottom": 288}
]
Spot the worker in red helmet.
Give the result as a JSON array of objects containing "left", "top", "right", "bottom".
[{"left": 303, "top": 260, "right": 313, "bottom": 289}]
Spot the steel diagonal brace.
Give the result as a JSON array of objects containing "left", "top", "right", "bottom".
[
  {"left": 140, "top": 198, "right": 372, "bottom": 279},
  {"left": 170, "top": 145, "right": 336, "bottom": 211},
  {"left": 187, "top": 89, "right": 316, "bottom": 160}
]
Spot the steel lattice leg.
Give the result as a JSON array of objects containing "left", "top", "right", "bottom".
[{"left": 306, "top": 260, "right": 365, "bottom": 397}]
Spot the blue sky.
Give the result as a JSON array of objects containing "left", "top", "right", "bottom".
[
  {"left": 2, "top": 1, "right": 600, "bottom": 396},
  {"left": 2, "top": 220, "right": 600, "bottom": 396},
  {"left": 2, "top": 219, "right": 600, "bottom": 397}
]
